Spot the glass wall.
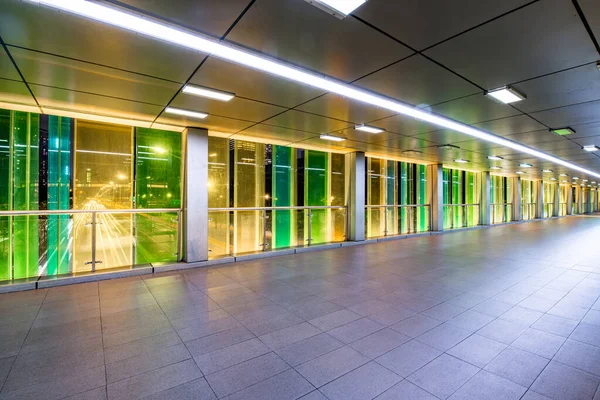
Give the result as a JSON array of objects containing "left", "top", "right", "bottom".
[
  {"left": 593, "top": 189, "right": 598, "bottom": 213},
  {"left": 206, "top": 141, "right": 347, "bottom": 258},
  {"left": 521, "top": 180, "right": 537, "bottom": 220},
  {"left": 543, "top": 182, "right": 556, "bottom": 218},
  {"left": 559, "top": 185, "right": 569, "bottom": 216},
  {"left": 443, "top": 168, "right": 480, "bottom": 229},
  {"left": 0, "top": 107, "right": 181, "bottom": 281},
  {"left": 490, "top": 175, "right": 511, "bottom": 224}
]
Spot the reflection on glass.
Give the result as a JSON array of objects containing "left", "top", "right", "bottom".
[
  {"left": 330, "top": 153, "right": 346, "bottom": 242},
  {"left": 305, "top": 150, "right": 328, "bottom": 245},
  {"left": 521, "top": 180, "right": 536, "bottom": 220},
  {"left": 74, "top": 121, "right": 133, "bottom": 271},
  {"left": 207, "top": 137, "right": 230, "bottom": 257},
  {"left": 491, "top": 175, "right": 511, "bottom": 224},
  {"left": 543, "top": 182, "right": 556, "bottom": 218},
  {"left": 272, "top": 145, "right": 296, "bottom": 249},
  {"left": 135, "top": 128, "right": 181, "bottom": 265},
  {"left": 443, "top": 168, "right": 479, "bottom": 229},
  {"left": 0, "top": 110, "right": 10, "bottom": 280}
]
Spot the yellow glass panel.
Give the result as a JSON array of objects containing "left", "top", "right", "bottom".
[
  {"left": 329, "top": 153, "right": 346, "bottom": 242},
  {"left": 207, "top": 137, "right": 230, "bottom": 258}
]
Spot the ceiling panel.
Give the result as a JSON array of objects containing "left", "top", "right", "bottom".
[
  {"left": 354, "top": 54, "right": 479, "bottom": 107},
  {"left": 237, "top": 123, "right": 316, "bottom": 143},
  {"left": 0, "top": 1, "right": 204, "bottom": 82},
  {"left": 170, "top": 93, "right": 285, "bottom": 123},
  {"left": 568, "top": 121, "right": 600, "bottom": 139},
  {"left": 354, "top": 0, "right": 530, "bottom": 50},
  {"left": 413, "top": 129, "right": 473, "bottom": 144},
  {"left": 0, "top": 50, "right": 19, "bottom": 81},
  {"left": 471, "top": 115, "right": 547, "bottom": 137},
  {"left": 31, "top": 84, "right": 161, "bottom": 121},
  {"left": 107, "top": 0, "right": 251, "bottom": 38},
  {"left": 10, "top": 46, "right": 179, "bottom": 106},
  {"left": 155, "top": 114, "right": 253, "bottom": 134},
  {"left": 331, "top": 127, "right": 404, "bottom": 144},
  {"left": 530, "top": 99, "right": 600, "bottom": 128},
  {"left": 429, "top": 94, "right": 520, "bottom": 125},
  {"left": 579, "top": 0, "right": 600, "bottom": 43},
  {"left": 513, "top": 63, "right": 600, "bottom": 114},
  {"left": 263, "top": 110, "right": 352, "bottom": 134},
  {"left": 225, "top": 0, "right": 413, "bottom": 82},
  {"left": 424, "top": 0, "right": 599, "bottom": 89},
  {"left": 372, "top": 135, "right": 438, "bottom": 151},
  {"left": 367, "top": 114, "right": 438, "bottom": 136},
  {"left": 296, "top": 94, "right": 396, "bottom": 124},
  {"left": 189, "top": 57, "right": 324, "bottom": 108},
  {"left": 502, "top": 130, "right": 565, "bottom": 146},
  {"left": 0, "top": 79, "right": 37, "bottom": 106},
  {"left": 293, "top": 136, "right": 366, "bottom": 152}
]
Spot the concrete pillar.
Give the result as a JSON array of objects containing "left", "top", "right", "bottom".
[
  {"left": 511, "top": 177, "right": 522, "bottom": 221},
  {"left": 182, "top": 127, "right": 209, "bottom": 262},
  {"left": 346, "top": 152, "right": 365, "bottom": 241},
  {"left": 535, "top": 180, "right": 544, "bottom": 219},
  {"left": 553, "top": 183, "right": 560, "bottom": 217},
  {"left": 566, "top": 185, "right": 573, "bottom": 215},
  {"left": 428, "top": 164, "right": 444, "bottom": 232},
  {"left": 479, "top": 172, "right": 491, "bottom": 225}
]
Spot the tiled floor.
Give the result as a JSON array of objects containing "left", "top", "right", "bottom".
[{"left": 1, "top": 217, "right": 600, "bottom": 399}]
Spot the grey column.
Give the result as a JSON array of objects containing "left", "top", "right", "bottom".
[
  {"left": 566, "top": 185, "right": 573, "bottom": 215},
  {"left": 346, "top": 152, "right": 365, "bottom": 241},
  {"left": 479, "top": 172, "right": 491, "bottom": 225},
  {"left": 553, "top": 183, "right": 560, "bottom": 217},
  {"left": 535, "top": 180, "right": 544, "bottom": 219},
  {"left": 428, "top": 164, "right": 444, "bottom": 232},
  {"left": 585, "top": 188, "right": 592, "bottom": 214},
  {"left": 511, "top": 177, "right": 522, "bottom": 221},
  {"left": 182, "top": 127, "right": 209, "bottom": 262},
  {"left": 577, "top": 186, "right": 583, "bottom": 214}
]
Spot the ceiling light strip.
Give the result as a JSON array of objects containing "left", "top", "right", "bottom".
[{"left": 28, "top": 0, "right": 600, "bottom": 179}]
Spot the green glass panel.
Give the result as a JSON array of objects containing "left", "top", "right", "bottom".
[
  {"left": 305, "top": 150, "right": 328, "bottom": 244},
  {"left": 0, "top": 110, "right": 10, "bottom": 280},
  {"left": 135, "top": 127, "right": 181, "bottom": 265},
  {"left": 272, "top": 145, "right": 295, "bottom": 249},
  {"left": 330, "top": 153, "right": 346, "bottom": 242},
  {"left": 47, "top": 116, "right": 72, "bottom": 276},
  {"left": 207, "top": 137, "right": 229, "bottom": 257},
  {"left": 417, "top": 164, "right": 428, "bottom": 232},
  {"left": 13, "top": 112, "right": 39, "bottom": 279}
]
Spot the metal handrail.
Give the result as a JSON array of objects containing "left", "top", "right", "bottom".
[
  {"left": 208, "top": 206, "right": 345, "bottom": 211},
  {"left": 0, "top": 208, "right": 181, "bottom": 216},
  {"left": 490, "top": 203, "right": 511, "bottom": 206},
  {"left": 443, "top": 204, "right": 479, "bottom": 230},
  {"left": 442, "top": 203, "right": 479, "bottom": 207},
  {"left": 491, "top": 203, "right": 512, "bottom": 224},
  {"left": 365, "top": 204, "right": 429, "bottom": 209},
  {"left": 364, "top": 204, "right": 431, "bottom": 237}
]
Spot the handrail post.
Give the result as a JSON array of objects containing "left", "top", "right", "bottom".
[
  {"left": 176, "top": 210, "right": 182, "bottom": 261},
  {"left": 91, "top": 212, "right": 97, "bottom": 272},
  {"left": 464, "top": 205, "right": 468, "bottom": 228},
  {"left": 383, "top": 206, "right": 388, "bottom": 236},
  {"left": 262, "top": 209, "right": 267, "bottom": 251},
  {"left": 307, "top": 208, "right": 312, "bottom": 246}
]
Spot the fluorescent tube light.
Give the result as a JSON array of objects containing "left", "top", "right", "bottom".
[
  {"left": 486, "top": 86, "right": 526, "bottom": 104},
  {"left": 355, "top": 124, "right": 384, "bottom": 134},
  {"left": 27, "top": 0, "right": 600, "bottom": 179},
  {"left": 562, "top": 180, "right": 568, "bottom": 183},
  {"left": 306, "top": 0, "right": 367, "bottom": 16},
  {"left": 583, "top": 145, "right": 600, "bottom": 152},
  {"left": 551, "top": 127, "right": 575, "bottom": 136},
  {"left": 542, "top": 169, "right": 553, "bottom": 173},
  {"left": 520, "top": 163, "right": 533, "bottom": 168},
  {"left": 559, "top": 174, "right": 568, "bottom": 177},
  {"left": 573, "top": 177, "right": 580, "bottom": 180},
  {"left": 550, "top": 178, "right": 557, "bottom": 181},
  {"left": 490, "top": 166, "right": 502, "bottom": 170},
  {"left": 182, "top": 85, "right": 235, "bottom": 102},
  {"left": 320, "top": 134, "right": 345, "bottom": 142},
  {"left": 165, "top": 107, "right": 208, "bottom": 119},
  {"left": 454, "top": 159, "right": 469, "bottom": 164},
  {"left": 487, "top": 155, "right": 503, "bottom": 160},
  {"left": 516, "top": 171, "right": 525, "bottom": 174},
  {"left": 583, "top": 179, "right": 589, "bottom": 182}
]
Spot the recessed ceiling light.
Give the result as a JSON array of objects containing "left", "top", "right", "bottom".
[
  {"left": 355, "top": 124, "right": 384, "bottom": 134},
  {"left": 182, "top": 85, "right": 235, "bottom": 102},
  {"left": 573, "top": 177, "right": 580, "bottom": 180},
  {"left": 437, "top": 144, "right": 460, "bottom": 150},
  {"left": 165, "top": 107, "right": 208, "bottom": 119},
  {"left": 592, "top": 181, "right": 597, "bottom": 184},
  {"left": 520, "top": 163, "right": 533, "bottom": 168},
  {"left": 562, "top": 180, "right": 568, "bottom": 183},
  {"left": 550, "top": 178, "right": 557, "bottom": 181},
  {"left": 488, "top": 155, "right": 503, "bottom": 160},
  {"left": 583, "top": 145, "right": 600, "bottom": 152},
  {"left": 454, "top": 159, "right": 469, "bottom": 163},
  {"left": 559, "top": 173, "right": 568, "bottom": 177},
  {"left": 490, "top": 166, "right": 502, "bottom": 170},
  {"left": 583, "top": 179, "right": 589, "bottom": 182},
  {"left": 485, "top": 86, "right": 526, "bottom": 104},
  {"left": 402, "top": 150, "right": 423, "bottom": 155},
  {"left": 542, "top": 169, "right": 553, "bottom": 173},
  {"left": 305, "top": 0, "right": 367, "bottom": 18},
  {"left": 551, "top": 127, "right": 576, "bottom": 136},
  {"left": 516, "top": 171, "right": 526, "bottom": 174},
  {"left": 31, "top": 0, "right": 600, "bottom": 180},
  {"left": 320, "top": 134, "right": 345, "bottom": 142}
]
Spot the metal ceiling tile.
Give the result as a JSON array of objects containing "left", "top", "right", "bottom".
[
  {"left": 170, "top": 93, "right": 286, "bottom": 123},
  {"left": 105, "top": 0, "right": 251, "bottom": 38},
  {"left": 0, "top": 50, "right": 20, "bottom": 81},
  {"left": 296, "top": 94, "right": 396, "bottom": 124},
  {"left": 31, "top": 84, "right": 161, "bottom": 121},
  {"left": 375, "top": 136, "right": 438, "bottom": 151},
  {"left": 354, "top": 0, "right": 530, "bottom": 50},
  {"left": 502, "top": 130, "right": 565, "bottom": 146},
  {"left": 354, "top": 55, "right": 479, "bottom": 107},
  {"left": 514, "top": 63, "right": 600, "bottom": 114},
  {"left": 366, "top": 114, "right": 438, "bottom": 136},
  {"left": 293, "top": 136, "right": 363, "bottom": 152},
  {"left": 531, "top": 100, "right": 600, "bottom": 128},
  {"left": 532, "top": 140, "right": 584, "bottom": 151},
  {"left": 155, "top": 114, "right": 254, "bottom": 134},
  {"left": 430, "top": 94, "right": 520, "bottom": 125},
  {"left": 263, "top": 110, "right": 352, "bottom": 134},
  {"left": 238, "top": 124, "right": 316, "bottom": 143},
  {"left": 188, "top": 58, "right": 324, "bottom": 109},
  {"left": 412, "top": 129, "right": 475, "bottom": 144},
  {"left": 471, "top": 115, "right": 547, "bottom": 137},
  {"left": 331, "top": 127, "right": 403, "bottom": 144},
  {"left": 0, "top": 1, "right": 204, "bottom": 83},
  {"left": 424, "top": 0, "right": 599, "bottom": 89},
  {"left": 225, "top": 0, "right": 413, "bottom": 82},
  {"left": 9, "top": 46, "right": 179, "bottom": 106},
  {"left": 565, "top": 121, "right": 600, "bottom": 140},
  {"left": 0, "top": 78, "right": 37, "bottom": 106}
]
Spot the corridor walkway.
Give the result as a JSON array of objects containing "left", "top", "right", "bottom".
[{"left": 0, "top": 217, "right": 599, "bottom": 399}]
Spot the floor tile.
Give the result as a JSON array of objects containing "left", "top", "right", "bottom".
[
  {"left": 531, "top": 314, "right": 579, "bottom": 338},
  {"left": 447, "top": 310, "right": 494, "bottom": 332},
  {"left": 449, "top": 370, "right": 526, "bottom": 400},
  {"left": 376, "top": 340, "right": 442, "bottom": 378},
  {"left": 194, "top": 338, "right": 270, "bottom": 375},
  {"left": 222, "top": 369, "right": 313, "bottom": 400},
  {"left": 447, "top": 334, "right": 507, "bottom": 367},
  {"left": 142, "top": 378, "right": 216, "bottom": 400},
  {"left": 259, "top": 322, "right": 321, "bottom": 350},
  {"left": 407, "top": 354, "right": 479, "bottom": 399},
  {"left": 368, "top": 307, "right": 415, "bottom": 326},
  {"left": 375, "top": 380, "right": 438, "bottom": 399},
  {"left": 471, "top": 299, "right": 513, "bottom": 317},
  {"left": 570, "top": 322, "right": 600, "bottom": 347},
  {"left": 184, "top": 325, "right": 254, "bottom": 358},
  {"left": 554, "top": 339, "right": 600, "bottom": 377},
  {"left": 531, "top": 361, "right": 600, "bottom": 400},
  {"left": 416, "top": 323, "right": 472, "bottom": 352},
  {"left": 308, "top": 310, "right": 361, "bottom": 331},
  {"left": 326, "top": 317, "right": 384, "bottom": 344},
  {"left": 349, "top": 328, "right": 410, "bottom": 358},
  {"left": 275, "top": 333, "right": 343, "bottom": 367},
  {"left": 295, "top": 346, "right": 369, "bottom": 388},
  {"left": 484, "top": 346, "right": 549, "bottom": 387},
  {"left": 477, "top": 318, "right": 529, "bottom": 344},
  {"left": 320, "top": 362, "right": 401, "bottom": 400},
  {"left": 390, "top": 314, "right": 442, "bottom": 338},
  {"left": 421, "top": 303, "right": 466, "bottom": 322},
  {"left": 499, "top": 306, "right": 543, "bottom": 326},
  {"left": 511, "top": 328, "right": 565, "bottom": 359}
]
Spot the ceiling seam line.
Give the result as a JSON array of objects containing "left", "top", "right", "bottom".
[
  {"left": 151, "top": 0, "right": 257, "bottom": 126},
  {"left": 5, "top": 44, "right": 184, "bottom": 85},
  {"left": 509, "top": 60, "right": 599, "bottom": 86},
  {"left": 0, "top": 36, "right": 42, "bottom": 112},
  {"left": 572, "top": 0, "right": 600, "bottom": 55}
]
